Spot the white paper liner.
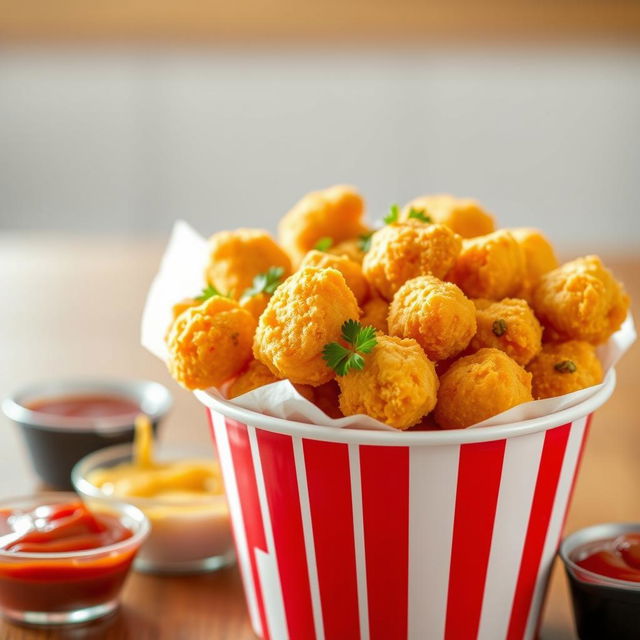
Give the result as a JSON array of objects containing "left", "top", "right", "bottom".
[{"left": 141, "top": 220, "right": 636, "bottom": 432}]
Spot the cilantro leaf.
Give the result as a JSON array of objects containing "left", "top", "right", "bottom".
[
  {"left": 358, "top": 231, "right": 374, "bottom": 253},
  {"left": 242, "top": 266, "right": 285, "bottom": 299},
  {"left": 408, "top": 207, "right": 432, "bottom": 223},
  {"left": 195, "top": 284, "right": 225, "bottom": 302},
  {"left": 384, "top": 204, "right": 400, "bottom": 225},
  {"left": 322, "top": 320, "right": 378, "bottom": 376},
  {"left": 314, "top": 236, "right": 333, "bottom": 252}
]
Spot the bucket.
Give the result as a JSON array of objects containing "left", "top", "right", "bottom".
[{"left": 195, "top": 370, "right": 616, "bottom": 640}]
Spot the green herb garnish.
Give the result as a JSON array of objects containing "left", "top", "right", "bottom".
[
  {"left": 492, "top": 318, "right": 507, "bottom": 337},
  {"left": 383, "top": 204, "right": 400, "bottom": 225},
  {"left": 195, "top": 284, "right": 226, "bottom": 302},
  {"left": 407, "top": 207, "right": 432, "bottom": 223},
  {"left": 242, "top": 266, "right": 285, "bottom": 299},
  {"left": 314, "top": 237, "right": 333, "bottom": 252},
  {"left": 554, "top": 360, "right": 577, "bottom": 374},
  {"left": 358, "top": 231, "right": 374, "bottom": 253},
  {"left": 322, "top": 320, "right": 378, "bottom": 376}
]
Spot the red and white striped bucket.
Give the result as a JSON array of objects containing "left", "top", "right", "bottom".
[{"left": 196, "top": 370, "right": 615, "bottom": 640}]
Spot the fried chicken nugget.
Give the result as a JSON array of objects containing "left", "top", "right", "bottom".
[
  {"left": 434, "top": 348, "right": 533, "bottom": 429},
  {"left": 362, "top": 222, "right": 462, "bottom": 301},
  {"left": 509, "top": 228, "right": 559, "bottom": 301},
  {"left": 526, "top": 341, "right": 603, "bottom": 400},
  {"left": 531, "top": 255, "right": 629, "bottom": 344},
  {"left": 240, "top": 292, "right": 269, "bottom": 321},
  {"left": 227, "top": 359, "right": 280, "bottom": 398},
  {"left": 337, "top": 335, "right": 439, "bottom": 430},
  {"left": 300, "top": 250, "right": 370, "bottom": 305},
  {"left": 204, "top": 229, "right": 291, "bottom": 298},
  {"left": 167, "top": 296, "right": 256, "bottom": 390},
  {"left": 253, "top": 266, "right": 359, "bottom": 386},
  {"left": 469, "top": 298, "right": 542, "bottom": 366},
  {"left": 311, "top": 380, "right": 343, "bottom": 419},
  {"left": 402, "top": 194, "right": 495, "bottom": 238},
  {"left": 327, "top": 237, "right": 368, "bottom": 264},
  {"left": 388, "top": 276, "right": 476, "bottom": 361},
  {"left": 447, "top": 230, "right": 526, "bottom": 300},
  {"left": 360, "top": 295, "right": 389, "bottom": 333},
  {"left": 278, "top": 185, "right": 368, "bottom": 266}
]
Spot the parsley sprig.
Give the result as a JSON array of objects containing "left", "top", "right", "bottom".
[
  {"left": 322, "top": 320, "right": 378, "bottom": 376},
  {"left": 314, "top": 236, "right": 334, "bottom": 252},
  {"left": 407, "top": 207, "right": 432, "bottom": 223},
  {"left": 195, "top": 284, "right": 227, "bottom": 302},
  {"left": 358, "top": 231, "right": 374, "bottom": 253},
  {"left": 384, "top": 204, "right": 400, "bottom": 225},
  {"left": 242, "top": 266, "right": 285, "bottom": 299}
]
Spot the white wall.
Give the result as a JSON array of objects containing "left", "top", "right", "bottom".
[{"left": 1, "top": 46, "right": 639, "bottom": 253}]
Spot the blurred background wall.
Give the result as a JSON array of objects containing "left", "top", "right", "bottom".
[{"left": 1, "top": 1, "right": 639, "bottom": 254}]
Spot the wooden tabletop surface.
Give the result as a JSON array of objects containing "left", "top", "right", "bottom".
[{"left": 0, "top": 232, "right": 637, "bottom": 640}]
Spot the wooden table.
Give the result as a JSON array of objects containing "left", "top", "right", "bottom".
[{"left": 0, "top": 232, "right": 637, "bottom": 640}]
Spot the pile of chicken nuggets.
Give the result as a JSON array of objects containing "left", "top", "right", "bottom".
[{"left": 165, "top": 185, "right": 630, "bottom": 431}]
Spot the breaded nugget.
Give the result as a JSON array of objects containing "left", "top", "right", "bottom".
[
  {"left": 363, "top": 221, "right": 462, "bottom": 301},
  {"left": 300, "top": 250, "right": 370, "bottom": 305},
  {"left": 526, "top": 341, "right": 603, "bottom": 399},
  {"left": 228, "top": 359, "right": 280, "bottom": 398},
  {"left": 388, "top": 276, "right": 476, "bottom": 361},
  {"left": 167, "top": 296, "right": 256, "bottom": 390},
  {"left": 434, "top": 348, "right": 533, "bottom": 429},
  {"left": 204, "top": 229, "right": 291, "bottom": 299},
  {"left": 253, "top": 267, "right": 359, "bottom": 386},
  {"left": 532, "top": 255, "right": 629, "bottom": 344},
  {"left": 509, "top": 228, "right": 559, "bottom": 300},
  {"left": 327, "top": 236, "right": 369, "bottom": 264},
  {"left": 469, "top": 298, "right": 542, "bottom": 366},
  {"left": 311, "top": 380, "right": 343, "bottom": 419},
  {"left": 402, "top": 194, "right": 495, "bottom": 238},
  {"left": 360, "top": 296, "right": 389, "bottom": 333},
  {"left": 337, "top": 335, "right": 438, "bottom": 430},
  {"left": 448, "top": 230, "right": 526, "bottom": 300},
  {"left": 240, "top": 292, "right": 269, "bottom": 321},
  {"left": 278, "top": 185, "right": 368, "bottom": 266}
]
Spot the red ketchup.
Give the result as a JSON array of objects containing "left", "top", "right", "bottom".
[
  {"left": 27, "top": 394, "right": 139, "bottom": 421},
  {"left": 574, "top": 534, "right": 640, "bottom": 583},
  {"left": 0, "top": 501, "right": 136, "bottom": 613}
]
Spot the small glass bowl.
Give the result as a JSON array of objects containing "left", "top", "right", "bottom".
[
  {"left": 559, "top": 522, "right": 640, "bottom": 640},
  {"left": 72, "top": 443, "right": 235, "bottom": 575},
  {"left": 0, "top": 492, "right": 149, "bottom": 626}
]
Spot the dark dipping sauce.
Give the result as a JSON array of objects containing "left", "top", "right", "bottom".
[
  {"left": 0, "top": 501, "right": 137, "bottom": 614},
  {"left": 27, "top": 394, "right": 140, "bottom": 422}
]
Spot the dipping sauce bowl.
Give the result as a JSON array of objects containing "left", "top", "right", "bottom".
[
  {"left": 0, "top": 493, "right": 149, "bottom": 626},
  {"left": 559, "top": 522, "right": 640, "bottom": 640},
  {"left": 2, "top": 379, "right": 172, "bottom": 489}
]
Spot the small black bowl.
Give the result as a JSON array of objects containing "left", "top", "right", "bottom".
[
  {"left": 2, "top": 379, "right": 172, "bottom": 490},
  {"left": 559, "top": 523, "right": 640, "bottom": 640}
]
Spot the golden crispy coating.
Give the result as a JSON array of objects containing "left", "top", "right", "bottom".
[
  {"left": 253, "top": 267, "right": 360, "bottom": 386},
  {"left": 337, "top": 335, "right": 439, "bottom": 430},
  {"left": 362, "top": 222, "right": 462, "bottom": 301},
  {"left": 526, "top": 341, "right": 603, "bottom": 400},
  {"left": 327, "top": 237, "right": 368, "bottom": 264},
  {"left": 360, "top": 296, "right": 389, "bottom": 333},
  {"left": 388, "top": 276, "right": 476, "bottom": 361},
  {"left": 300, "top": 250, "right": 370, "bottom": 305},
  {"left": 509, "top": 228, "right": 559, "bottom": 301},
  {"left": 469, "top": 298, "right": 543, "bottom": 366},
  {"left": 278, "top": 185, "right": 368, "bottom": 266},
  {"left": 228, "top": 359, "right": 281, "bottom": 398},
  {"left": 240, "top": 292, "right": 270, "bottom": 321},
  {"left": 311, "top": 380, "right": 343, "bottom": 419},
  {"left": 531, "top": 255, "right": 629, "bottom": 344},
  {"left": 165, "top": 297, "right": 199, "bottom": 341},
  {"left": 434, "top": 348, "right": 533, "bottom": 429},
  {"left": 167, "top": 296, "right": 256, "bottom": 390},
  {"left": 447, "top": 230, "right": 526, "bottom": 300},
  {"left": 204, "top": 228, "right": 291, "bottom": 299},
  {"left": 402, "top": 194, "right": 495, "bottom": 238}
]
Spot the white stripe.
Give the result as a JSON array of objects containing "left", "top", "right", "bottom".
[
  {"left": 292, "top": 437, "right": 325, "bottom": 640},
  {"left": 476, "top": 431, "right": 546, "bottom": 640},
  {"left": 523, "top": 417, "right": 588, "bottom": 640},
  {"left": 407, "top": 445, "right": 460, "bottom": 640},
  {"left": 248, "top": 425, "right": 289, "bottom": 640},
  {"left": 211, "top": 412, "right": 262, "bottom": 637},
  {"left": 349, "top": 444, "right": 370, "bottom": 640}
]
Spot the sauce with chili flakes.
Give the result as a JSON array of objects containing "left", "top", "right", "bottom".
[
  {"left": 26, "top": 394, "right": 139, "bottom": 421},
  {"left": 574, "top": 533, "right": 640, "bottom": 583}
]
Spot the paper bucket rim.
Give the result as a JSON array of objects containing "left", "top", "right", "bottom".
[{"left": 195, "top": 369, "right": 615, "bottom": 446}]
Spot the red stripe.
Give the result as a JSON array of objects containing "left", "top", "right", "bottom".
[
  {"left": 225, "top": 418, "right": 271, "bottom": 640},
  {"left": 256, "top": 429, "right": 316, "bottom": 640},
  {"left": 304, "top": 440, "right": 360, "bottom": 640},
  {"left": 506, "top": 423, "right": 572, "bottom": 640},
  {"left": 360, "top": 445, "right": 409, "bottom": 640},
  {"left": 444, "top": 439, "right": 506, "bottom": 640}
]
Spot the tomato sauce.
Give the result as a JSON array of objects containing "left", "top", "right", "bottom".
[
  {"left": 26, "top": 394, "right": 139, "bottom": 421},
  {"left": 574, "top": 533, "right": 640, "bottom": 583}
]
